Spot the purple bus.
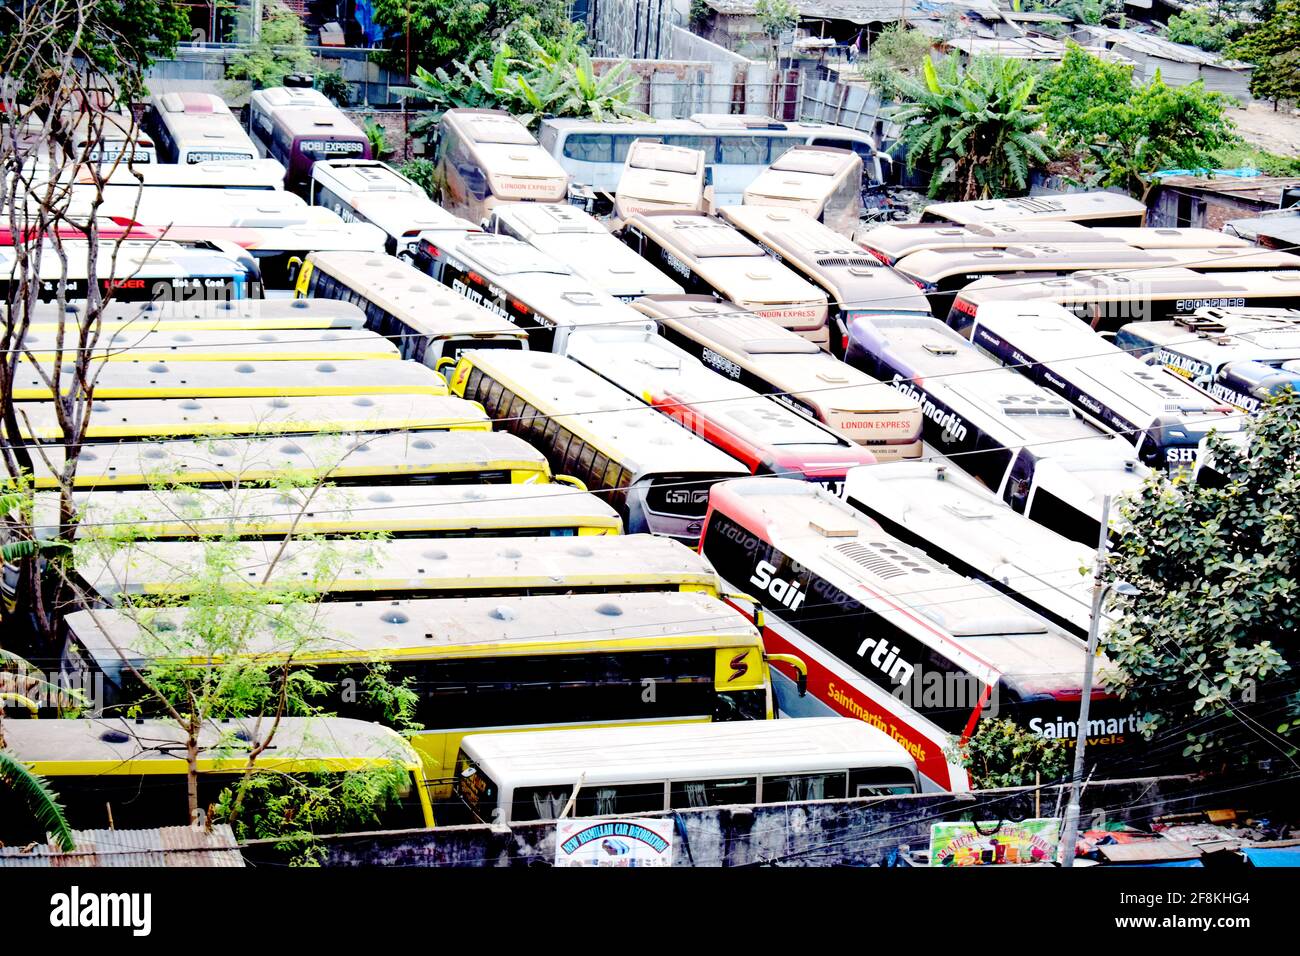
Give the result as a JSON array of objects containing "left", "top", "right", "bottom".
[{"left": 248, "top": 86, "right": 370, "bottom": 196}]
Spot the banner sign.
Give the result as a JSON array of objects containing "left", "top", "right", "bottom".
[
  {"left": 929, "top": 818, "right": 1060, "bottom": 867},
  {"left": 554, "top": 819, "right": 675, "bottom": 868}
]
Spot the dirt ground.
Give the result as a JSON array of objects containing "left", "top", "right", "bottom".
[{"left": 1231, "top": 101, "right": 1300, "bottom": 158}]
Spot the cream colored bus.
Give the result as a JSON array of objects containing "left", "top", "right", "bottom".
[
  {"left": 741, "top": 145, "right": 862, "bottom": 238},
  {"left": 25, "top": 297, "right": 368, "bottom": 331},
  {"left": 613, "top": 139, "right": 707, "bottom": 223},
  {"left": 19, "top": 326, "right": 398, "bottom": 364},
  {"left": 435, "top": 108, "right": 569, "bottom": 224},
  {"left": 920, "top": 191, "right": 1147, "bottom": 227},
  {"left": 619, "top": 211, "right": 832, "bottom": 348},
  {"left": 632, "top": 295, "right": 923, "bottom": 457}
]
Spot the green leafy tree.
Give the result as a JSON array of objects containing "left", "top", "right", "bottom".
[
  {"left": 946, "top": 717, "right": 1070, "bottom": 789},
  {"left": 0, "top": 750, "right": 76, "bottom": 851},
  {"left": 1101, "top": 392, "right": 1300, "bottom": 772},
  {"left": 858, "top": 25, "right": 934, "bottom": 101},
  {"left": 364, "top": 119, "right": 389, "bottom": 159},
  {"left": 399, "top": 158, "right": 440, "bottom": 198},
  {"left": 315, "top": 70, "right": 353, "bottom": 107},
  {"left": 893, "top": 54, "right": 1051, "bottom": 200},
  {"left": 225, "top": 1, "right": 315, "bottom": 94},
  {"left": 1227, "top": 0, "right": 1300, "bottom": 109},
  {"left": 1041, "top": 45, "right": 1237, "bottom": 200},
  {"left": 369, "top": 0, "right": 574, "bottom": 74},
  {"left": 755, "top": 0, "right": 798, "bottom": 66},
  {"left": 1166, "top": 9, "right": 1231, "bottom": 51}
]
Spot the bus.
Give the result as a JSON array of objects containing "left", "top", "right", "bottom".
[
  {"left": 63, "top": 590, "right": 793, "bottom": 791},
  {"left": 64, "top": 103, "right": 156, "bottom": 165},
  {"left": 1, "top": 239, "right": 260, "bottom": 302},
  {"left": 717, "top": 205, "right": 930, "bottom": 356},
  {"left": 450, "top": 349, "right": 749, "bottom": 542},
  {"left": 859, "top": 222, "right": 1249, "bottom": 267},
  {"left": 87, "top": 185, "right": 336, "bottom": 229},
  {"left": 894, "top": 243, "right": 1300, "bottom": 320},
  {"left": 843, "top": 461, "right": 1102, "bottom": 641},
  {"left": 919, "top": 191, "right": 1147, "bottom": 227},
  {"left": 948, "top": 268, "right": 1300, "bottom": 334},
  {"left": 618, "top": 211, "right": 832, "bottom": 348},
  {"left": 539, "top": 114, "right": 887, "bottom": 206},
  {"left": 434, "top": 108, "right": 569, "bottom": 224},
  {"left": 741, "top": 145, "right": 862, "bottom": 238},
  {"left": 26, "top": 297, "right": 368, "bottom": 331},
  {"left": 561, "top": 325, "right": 879, "bottom": 484},
  {"left": 20, "top": 326, "right": 398, "bottom": 364},
  {"left": 28, "top": 430, "right": 562, "bottom": 491},
  {"left": 484, "top": 201, "right": 684, "bottom": 300},
  {"left": 14, "top": 393, "right": 489, "bottom": 443},
  {"left": 247, "top": 85, "right": 371, "bottom": 194},
  {"left": 698, "top": 476, "right": 1138, "bottom": 791},
  {"left": 148, "top": 92, "right": 259, "bottom": 164},
  {"left": 84, "top": 157, "right": 286, "bottom": 190},
  {"left": 0, "top": 717, "right": 434, "bottom": 839},
  {"left": 309, "top": 158, "right": 471, "bottom": 257},
  {"left": 56, "top": 482, "right": 622, "bottom": 541},
  {"left": 415, "top": 230, "right": 656, "bottom": 353},
  {"left": 74, "top": 534, "right": 729, "bottom": 606},
  {"left": 633, "top": 295, "right": 924, "bottom": 456},
  {"left": 11, "top": 357, "right": 447, "bottom": 402},
  {"left": 294, "top": 251, "right": 530, "bottom": 367},
  {"left": 844, "top": 313, "right": 1148, "bottom": 545},
  {"left": 612, "top": 139, "right": 707, "bottom": 222},
  {"left": 966, "top": 301, "right": 1245, "bottom": 473},
  {"left": 1114, "top": 307, "right": 1300, "bottom": 414},
  {"left": 453, "top": 717, "right": 919, "bottom": 825}
]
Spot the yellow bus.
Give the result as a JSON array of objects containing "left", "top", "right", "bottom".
[
  {"left": 13, "top": 394, "right": 489, "bottom": 443},
  {"left": 0, "top": 717, "right": 433, "bottom": 838},
  {"left": 55, "top": 483, "right": 622, "bottom": 540},
  {"left": 75, "top": 534, "right": 728, "bottom": 605},
  {"left": 63, "top": 591, "right": 804, "bottom": 796},
  {"left": 19, "top": 326, "right": 400, "bottom": 364},
  {"left": 28, "top": 431, "right": 564, "bottom": 490}
]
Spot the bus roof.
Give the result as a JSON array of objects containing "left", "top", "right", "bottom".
[
  {"left": 710, "top": 477, "right": 1106, "bottom": 693},
  {"left": 14, "top": 393, "right": 488, "bottom": 441},
  {"left": 460, "top": 717, "right": 915, "bottom": 785},
  {"left": 4, "top": 716, "right": 420, "bottom": 772},
  {"left": 310, "top": 159, "right": 426, "bottom": 197},
  {"left": 26, "top": 297, "right": 367, "bottom": 329},
  {"left": 34, "top": 429, "right": 549, "bottom": 489},
  {"left": 626, "top": 139, "right": 705, "bottom": 175},
  {"left": 615, "top": 140, "right": 708, "bottom": 216},
  {"left": 459, "top": 349, "right": 749, "bottom": 474},
  {"left": 921, "top": 191, "right": 1147, "bottom": 226},
  {"left": 488, "top": 203, "right": 684, "bottom": 298},
  {"left": 304, "top": 252, "right": 529, "bottom": 340},
  {"left": 12, "top": 357, "right": 447, "bottom": 401},
  {"left": 958, "top": 267, "right": 1300, "bottom": 306},
  {"left": 51, "top": 482, "right": 621, "bottom": 540},
  {"left": 627, "top": 211, "right": 765, "bottom": 258},
  {"left": 19, "top": 326, "right": 398, "bottom": 363},
  {"left": 75, "top": 533, "right": 719, "bottom": 601},
  {"left": 446, "top": 109, "right": 539, "bottom": 146},
  {"left": 93, "top": 159, "right": 282, "bottom": 189},
  {"left": 718, "top": 206, "right": 928, "bottom": 312}
]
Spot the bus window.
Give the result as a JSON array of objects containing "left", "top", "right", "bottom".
[
  {"left": 718, "top": 135, "right": 767, "bottom": 166},
  {"left": 762, "top": 772, "right": 848, "bottom": 803},
  {"left": 849, "top": 767, "right": 920, "bottom": 797},
  {"left": 576, "top": 783, "right": 666, "bottom": 817},
  {"left": 513, "top": 786, "right": 572, "bottom": 822},
  {"left": 669, "top": 777, "right": 757, "bottom": 809}
]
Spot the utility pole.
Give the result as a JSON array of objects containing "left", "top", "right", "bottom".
[
  {"left": 1060, "top": 494, "right": 1111, "bottom": 868},
  {"left": 250, "top": 0, "right": 262, "bottom": 43}
]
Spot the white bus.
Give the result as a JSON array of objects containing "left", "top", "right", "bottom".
[
  {"left": 63, "top": 103, "right": 156, "bottom": 165},
  {"left": 967, "top": 301, "right": 1245, "bottom": 473},
  {"left": 25, "top": 297, "right": 368, "bottom": 330},
  {"left": 842, "top": 461, "right": 1103, "bottom": 641},
  {"left": 309, "top": 159, "right": 470, "bottom": 257},
  {"left": 699, "top": 477, "right": 1139, "bottom": 791},
  {"left": 860, "top": 222, "right": 1250, "bottom": 267},
  {"left": 619, "top": 211, "right": 832, "bottom": 348},
  {"left": 434, "top": 109, "right": 569, "bottom": 224},
  {"left": 634, "top": 295, "right": 923, "bottom": 457},
  {"left": 77, "top": 157, "right": 286, "bottom": 190},
  {"left": 741, "top": 145, "right": 862, "bottom": 238},
  {"left": 612, "top": 139, "right": 707, "bottom": 223},
  {"left": 539, "top": 114, "right": 887, "bottom": 206},
  {"left": 148, "top": 92, "right": 259, "bottom": 165},
  {"left": 1114, "top": 307, "right": 1300, "bottom": 414},
  {"left": 294, "top": 251, "right": 530, "bottom": 367},
  {"left": 450, "top": 349, "right": 749, "bottom": 542},
  {"left": 247, "top": 85, "right": 371, "bottom": 194},
  {"left": 844, "top": 312, "right": 1148, "bottom": 545},
  {"left": 415, "top": 230, "right": 656, "bottom": 353},
  {"left": 560, "top": 325, "right": 878, "bottom": 487},
  {"left": 484, "top": 201, "right": 683, "bottom": 300},
  {"left": 718, "top": 205, "right": 929, "bottom": 356},
  {"left": 18, "top": 325, "right": 397, "bottom": 364},
  {"left": 920, "top": 191, "right": 1147, "bottom": 227},
  {"left": 453, "top": 718, "right": 920, "bottom": 825}
]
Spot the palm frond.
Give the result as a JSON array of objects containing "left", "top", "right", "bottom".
[{"left": 0, "top": 750, "right": 76, "bottom": 851}]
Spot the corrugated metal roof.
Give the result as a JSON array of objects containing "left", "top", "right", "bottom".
[
  {"left": 703, "top": 0, "right": 1001, "bottom": 21},
  {"left": 1157, "top": 175, "right": 1300, "bottom": 206},
  {"left": 1085, "top": 26, "right": 1251, "bottom": 70},
  {"left": 0, "top": 825, "right": 244, "bottom": 868}
]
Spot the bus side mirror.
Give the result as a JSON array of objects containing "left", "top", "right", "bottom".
[
  {"left": 285, "top": 256, "right": 303, "bottom": 287},
  {"left": 703, "top": 165, "right": 714, "bottom": 188},
  {"left": 764, "top": 653, "right": 808, "bottom": 698}
]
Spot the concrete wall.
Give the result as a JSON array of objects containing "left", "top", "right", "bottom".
[
  {"left": 1148, "top": 186, "right": 1276, "bottom": 230},
  {"left": 241, "top": 775, "right": 1233, "bottom": 867}
]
